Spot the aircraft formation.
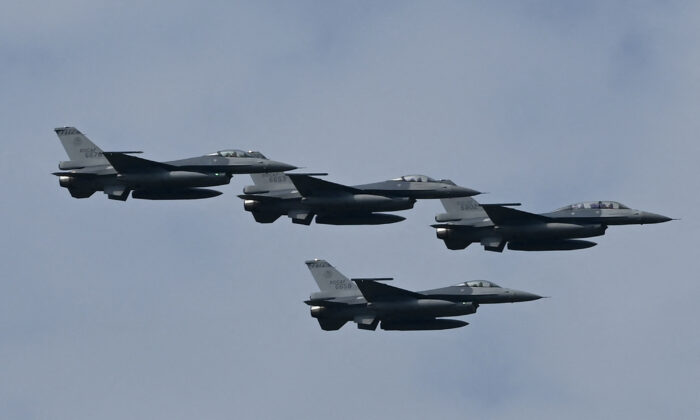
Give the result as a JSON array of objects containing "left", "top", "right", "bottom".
[{"left": 52, "top": 127, "right": 673, "bottom": 331}]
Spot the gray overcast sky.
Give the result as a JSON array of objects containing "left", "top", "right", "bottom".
[{"left": 2, "top": 1, "right": 699, "bottom": 419}]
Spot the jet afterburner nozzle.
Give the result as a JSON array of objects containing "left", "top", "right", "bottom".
[
  {"left": 243, "top": 199, "right": 261, "bottom": 211},
  {"left": 435, "top": 228, "right": 451, "bottom": 239}
]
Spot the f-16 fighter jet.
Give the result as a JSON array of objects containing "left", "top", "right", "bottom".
[
  {"left": 239, "top": 172, "right": 480, "bottom": 225},
  {"left": 304, "top": 259, "right": 541, "bottom": 331},
  {"left": 433, "top": 197, "right": 673, "bottom": 252},
  {"left": 52, "top": 127, "right": 296, "bottom": 200}
]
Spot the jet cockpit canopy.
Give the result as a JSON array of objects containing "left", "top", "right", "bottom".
[
  {"left": 457, "top": 280, "right": 501, "bottom": 288},
  {"left": 209, "top": 150, "right": 267, "bottom": 159},
  {"left": 557, "top": 201, "right": 630, "bottom": 211},
  {"left": 393, "top": 174, "right": 454, "bottom": 184}
]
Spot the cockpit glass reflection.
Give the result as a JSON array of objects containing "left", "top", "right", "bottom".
[
  {"left": 456, "top": 280, "right": 500, "bottom": 288},
  {"left": 557, "top": 201, "right": 629, "bottom": 211}
]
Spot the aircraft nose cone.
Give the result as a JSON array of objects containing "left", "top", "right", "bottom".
[
  {"left": 450, "top": 186, "right": 481, "bottom": 197},
  {"left": 513, "top": 291, "right": 543, "bottom": 302},
  {"left": 266, "top": 161, "right": 297, "bottom": 172},
  {"left": 640, "top": 211, "right": 672, "bottom": 224}
]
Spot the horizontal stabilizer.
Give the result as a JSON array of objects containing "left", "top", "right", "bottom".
[
  {"left": 52, "top": 172, "right": 98, "bottom": 178},
  {"left": 350, "top": 277, "right": 393, "bottom": 282},
  {"left": 287, "top": 174, "right": 360, "bottom": 196},
  {"left": 432, "top": 218, "right": 491, "bottom": 229},
  {"left": 352, "top": 279, "right": 423, "bottom": 302},
  {"left": 431, "top": 223, "right": 484, "bottom": 229},
  {"left": 242, "top": 186, "right": 269, "bottom": 194},
  {"left": 431, "top": 223, "right": 452, "bottom": 229},
  {"left": 304, "top": 298, "right": 348, "bottom": 307},
  {"left": 433, "top": 215, "right": 463, "bottom": 222},
  {"left": 481, "top": 204, "right": 550, "bottom": 225},
  {"left": 103, "top": 152, "right": 175, "bottom": 173},
  {"left": 237, "top": 194, "right": 283, "bottom": 202}
]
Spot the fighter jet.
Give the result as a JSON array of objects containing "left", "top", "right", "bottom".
[
  {"left": 239, "top": 172, "right": 480, "bottom": 225},
  {"left": 52, "top": 127, "right": 297, "bottom": 200},
  {"left": 304, "top": 259, "right": 541, "bottom": 331},
  {"left": 433, "top": 196, "right": 673, "bottom": 252}
]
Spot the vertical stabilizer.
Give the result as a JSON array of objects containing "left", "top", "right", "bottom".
[
  {"left": 305, "top": 259, "right": 360, "bottom": 297},
  {"left": 249, "top": 172, "right": 295, "bottom": 191},
  {"left": 439, "top": 197, "right": 488, "bottom": 219},
  {"left": 441, "top": 196, "right": 481, "bottom": 213},
  {"left": 54, "top": 127, "right": 108, "bottom": 166}
]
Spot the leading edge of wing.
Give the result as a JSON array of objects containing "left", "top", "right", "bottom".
[
  {"left": 103, "top": 152, "right": 176, "bottom": 173},
  {"left": 480, "top": 204, "right": 551, "bottom": 225},
  {"left": 287, "top": 174, "right": 361, "bottom": 196},
  {"left": 352, "top": 279, "right": 423, "bottom": 302}
]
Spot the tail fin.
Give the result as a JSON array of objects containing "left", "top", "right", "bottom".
[
  {"left": 54, "top": 127, "right": 108, "bottom": 166},
  {"left": 436, "top": 197, "right": 489, "bottom": 222},
  {"left": 249, "top": 172, "right": 295, "bottom": 191},
  {"left": 305, "top": 259, "right": 360, "bottom": 297},
  {"left": 440, "top": 197, "right": 482, "bottom": 213}
]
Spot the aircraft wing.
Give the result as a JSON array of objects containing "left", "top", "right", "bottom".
[
  {"left": 237, "top": 194, "right": 283, "bottom": 202},
  {"left": 481, "top": 204, "right": 551, "bottom": 225},
  {"left": 103, "top": 152, "right": 175, "bottom": 173},
  {"left": 287, "top": 174, "right": 360, "bottom": 196},
  {"left": 352, "top": 279, "right": 423, "bottom": 302}
]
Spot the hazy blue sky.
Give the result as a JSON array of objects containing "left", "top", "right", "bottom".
[{"left": 2, "top": 1, "right": 698, "bottom": 419}]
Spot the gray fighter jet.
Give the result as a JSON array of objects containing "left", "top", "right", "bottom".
[
  {"left": 304, "top": 259, "right": 541, "bottom": 331},
  {"left": 52, "top": 127, "right": 296, "bottom": 200},
  {"left": 433, "top": 197, "right": 673, "bottom": 252},
  {"left": 239, "top": 172, "right": 480, "bottom": 225}
]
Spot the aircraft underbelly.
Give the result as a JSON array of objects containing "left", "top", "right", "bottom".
[
  {"left": 118, "top": 171, "right": 231, "bottom": 189},
  {"left": 371, "top": 300, "right": 477, "bottom": 318},
  {"left": 504, "top": 223, "right": 606, "bottom": 240},
  {"left": 303, "top": 194, "right": 414, "bottom": 212}
]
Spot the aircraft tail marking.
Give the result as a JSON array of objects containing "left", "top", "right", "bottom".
[
  {"left": 54, "top": 126, "right": 109, "bottom": 166},
  {"left": 249, "top": 172, "right": 295, "bottom": 191},
  {"left": 440, "top": 197, "right": 482, "bottom": 214},
  {"left": 305, "top": 259, "right": 360, "bottom": 298}
]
